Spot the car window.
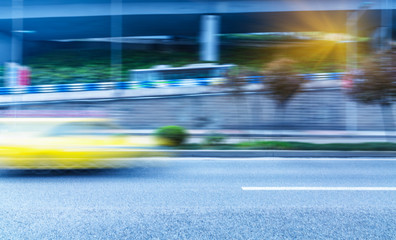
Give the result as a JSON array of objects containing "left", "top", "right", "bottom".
[
  {"left": 46, "top": 121, "right": 120, "bottom": 136},
  {"left": 0, "top": 122, "right": 57, "bottom": 137}
]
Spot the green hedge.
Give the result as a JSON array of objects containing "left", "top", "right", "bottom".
[
  {"left": 235, "top": 141, "right": 396, "bottom": 151},
  {"left": 175, "top": 141, "right": 396, "bottom": 151}
]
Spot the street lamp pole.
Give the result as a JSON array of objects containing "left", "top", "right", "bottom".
[
  {"left": 11, "top": 0, "right": 24, "bottom": 66},
  {"left": 10, "top": 0, "right": 24, "bottom": 113},
  {"left": 345, "top": 1, "right": 372, "bottom": 132},
  {"left": 111, "top": 0, "right": 123, "bottom": 83},
  {"left": 346, "top": 1, "right": 372, "bottom": 71},
  {"left": 380, "top": 0, "right": 392, "bottom": 52}
]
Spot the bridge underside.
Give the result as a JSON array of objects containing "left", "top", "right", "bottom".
[
  {"left": 0, "top": 9, "right": 394, "bottom": 62},
  {"left": 0, "top": 10, "right": 394, "bottom": 40}
]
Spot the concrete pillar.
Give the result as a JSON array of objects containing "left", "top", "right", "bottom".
[
  {"left": 0, "top": 33, "right": 12, "bottom": 64},
  {"left": 200, "top": 15, "right": 220, "bottom": 62}
]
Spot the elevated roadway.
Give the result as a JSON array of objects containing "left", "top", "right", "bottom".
[
  {"left": 0, "top": 0, "right": 393, "bottom": 39},
  {"left": 0, "top": 0, "right": 394, "bottom": 62}
]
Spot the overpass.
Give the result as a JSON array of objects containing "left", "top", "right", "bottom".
[{"left": 0, "top": 0, "right": 395, "bottom": 63}]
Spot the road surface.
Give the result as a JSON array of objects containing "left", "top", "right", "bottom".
[{"left": 1, "top": 157, "right": 396, "bottom": 239}]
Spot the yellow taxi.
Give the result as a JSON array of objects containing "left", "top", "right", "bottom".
[{"left": 0, "top": 118, "right": 168, "bottom": 169}]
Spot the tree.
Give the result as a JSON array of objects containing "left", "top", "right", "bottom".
[
  {"left": 262, "top": 58, "right": 306, "bottom": 128},
  {"left": 213, "top": 67, "right": 255, "bottom": 130},
  {"left": 348, "top": 51, "right": 396, "bottom": 135}
]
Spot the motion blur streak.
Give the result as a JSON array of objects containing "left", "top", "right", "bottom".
[{"left": 0, "top": 116, "right": 170, "bottom": 170}]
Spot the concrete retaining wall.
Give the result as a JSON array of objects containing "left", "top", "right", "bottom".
[{"left": 3, "top": 87, "right": 394, "bottom": 131}]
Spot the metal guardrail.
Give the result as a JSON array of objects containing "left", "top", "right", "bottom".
[{"left": 0, "top": 72, "right": 343, "bottom": 95}]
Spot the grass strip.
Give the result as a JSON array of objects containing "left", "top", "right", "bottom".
[{"left": 179, "top": 141, "right": 396, "bottom": 151}]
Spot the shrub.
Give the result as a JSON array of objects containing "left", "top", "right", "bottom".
[{"left": 155, "top": 126, "right": 188, "bottom": 146}]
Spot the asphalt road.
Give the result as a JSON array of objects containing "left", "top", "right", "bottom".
[{"left": 1, "top": 157, "right": 396, "bottom": 239}]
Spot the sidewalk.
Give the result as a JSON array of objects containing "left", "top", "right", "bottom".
[{"left": 126, "top": 129, "right": 396, "bottom": 144}]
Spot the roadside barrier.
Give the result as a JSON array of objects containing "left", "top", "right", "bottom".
[{"left": 0, "top": 72, "right": 343, "bottom": 95}]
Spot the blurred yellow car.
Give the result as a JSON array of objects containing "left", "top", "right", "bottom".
[{"left": 0, "top": 118, "right": 169, "bottom": 169}]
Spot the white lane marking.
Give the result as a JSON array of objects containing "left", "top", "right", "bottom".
[{"left": 242, "top": 187, "right": 396, "bottom": 191}]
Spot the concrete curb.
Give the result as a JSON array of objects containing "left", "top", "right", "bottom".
[{"left": 172, "top": 150, "right": 396, "bottom": 158}]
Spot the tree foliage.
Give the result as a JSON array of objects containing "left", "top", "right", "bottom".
[
  {"left": 263, "top": 58, "right": 306, "bottom": 107},
  {"left": 348, "top": 51, "right": 396, "bottom": 106},
  {"left": 215, "top": 67, "right": 258, "bottom": 96}
]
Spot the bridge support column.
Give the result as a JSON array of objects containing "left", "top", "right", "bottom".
[{"left": 200, "top": 15, "right": 220, "bottom": 62}]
